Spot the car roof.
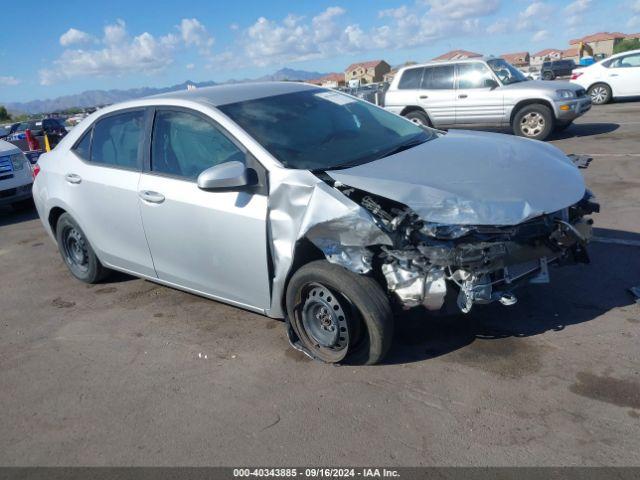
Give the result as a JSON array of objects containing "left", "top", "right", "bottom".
[
  {"left": 0, "top": 139, "right": 21, "bottom": 155},
  {"left": 149, "top": 81, "right": 319, "bottom": 107},
  {"left": 609, "top": 48, "right": 640, "bottom": 59},
  {"left": 397, "top": 57, "right": 492, "bottom": 73}
]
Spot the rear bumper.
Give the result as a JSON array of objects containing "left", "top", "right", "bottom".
[{"left": 0, "top": 183, "right": 32, "bottom": 206}]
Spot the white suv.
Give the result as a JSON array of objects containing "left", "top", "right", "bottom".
[
  {"left": 570, "top": 49, "right": 640, "bottom": 105},
  {"left": 384, "top": 57, "right": 591, "bottom": 141},
  {"left": 0, "top": 140, "right": 34, "bottom": 210}
]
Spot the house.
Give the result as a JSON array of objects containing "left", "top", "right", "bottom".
[
  {"left": 432, "top": 49, "right": 482, "bottom": 61},
  {"left": 500, "top": 52, "right": 530, "bottom": 67},
  {"left": 316, "top": 73, "right": 345, "bottom": 88},
  {"left": 383, "top": 69, "right": 397, "bottom": 83},
  {"left": 569, "top": 32, "right": 629, "bottom": 57},
  {"left": 344, "top": 60, "right": 391, "bottom": 85},
  {"left": 561, "top": 47, "right": 580, "bottom": 62},
  {"left": 531, "top": 48, "right": 562, "bottom": 66}
]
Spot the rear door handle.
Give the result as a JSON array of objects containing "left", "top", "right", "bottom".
[
  {"left": 419, "top": 95, "right": 429, "bottom": 99},
  {"left": 139, "top": 190, "right": 165, "bottom": 204},
  {"left": 65, "top": 173, "right": 82, "bottom": 184},
  {"left": 609, "top": 74, "right": 619, "bottom": 77},
  {"left": 458, "top": 94, "right": 468, "bottom": 99}
]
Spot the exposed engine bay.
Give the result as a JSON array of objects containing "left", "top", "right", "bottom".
[{"left": 314, "top": 177, "right": 599, "bottom": 314}]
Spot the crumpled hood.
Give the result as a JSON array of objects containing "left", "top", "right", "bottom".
[{"left": 327, "top": 130, "right": 586, "bottom": 226}]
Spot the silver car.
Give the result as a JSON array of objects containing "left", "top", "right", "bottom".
[
  {"left": 33, "top": 82, "right": 598, "bottom": 364},
  {"left": 0, "top": 139, "right": 34, "bottom": 210},
  {"left": 384, "top": 58, "right": 592, "bottom": 141}
]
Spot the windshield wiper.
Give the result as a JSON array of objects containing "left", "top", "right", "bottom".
[{"left": 376, "top": 136, "right": 428, "bottom": 160}]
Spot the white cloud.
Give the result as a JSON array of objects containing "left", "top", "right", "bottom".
[
  {"left": 532, "top": 29, "right": 549, "bottom": 42},
  {"left": 422, "top": 0, "right": 501, "bottom": 20},
  {"left": 59, "top": 28, "right": 95, "bottom": 46},
  {"left": 186, "top": 63, "right": 195, "bottom": 70},
  {"left": 0, "top": 76, "right": 20, "bottom": 86},
  {"left": 178, "top": 18, "right": 214, "bottom": 54},
  {"left": 516, "top": 1, "right": 552, "bottom": 30},
  {"left": 40, "top": 20, "right": 180, "bottom": 85},
  {"left": 240, "top": 2, "right": 495, "bottom": 68},
  {"left": 564, "top": 0, "right": 591, "bottom": 27},
  {"left": 486, "top": 19, "right": 509, "bottom": 34}
]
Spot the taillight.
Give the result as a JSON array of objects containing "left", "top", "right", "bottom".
[
  {"left": 570, "top": 72, "right": 583, "bottom": 80},
  {"left": 32, "top": 164, "right": 40, "bottom": 178}
]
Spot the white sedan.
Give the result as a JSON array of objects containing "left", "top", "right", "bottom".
[{"left": 571, "top": 49, "right": 640, "bottom": 104}]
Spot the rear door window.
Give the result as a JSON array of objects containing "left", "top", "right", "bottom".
[
  {"left": 90, "top": 110, "right": 145, "bottom": 169},
  {"left": 398, "top": 67, "right": 425, "bottom": 89},
  {"left": 610, "top": 53, "right": 640, "bottom": 68},
  {"left": 72, "top": 129, "right": 92, "bottom": 160},
  {"left": 422, "top": 65, "right": 455, "bottom": 90}
]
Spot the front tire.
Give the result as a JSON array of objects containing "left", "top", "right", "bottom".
[
  {"left": 542, "top": 71, "right": 555, "bottom": 80},
  {"left": 588, "top": 83, "right": 611, "bottom": 105},
  {"left": 404, "top": 110, "right": 430, "bottom": 127},
  {"left": 286, "top": 260, "right": 393, "bottom": 365},
  {"left": 512, "top": 104, "right": 554, "bottom": 141},
  {"left": 56, "top": 213, "right": 109, "bottom": 283}
]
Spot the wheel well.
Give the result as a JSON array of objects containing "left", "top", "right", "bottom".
[
  {"left": 588, "top": 81, "right": 611, "bottom": 92},
  {"left": 48, "top": 207, "right": 66, "bottom": 235},
  {"left": 280, "top": 238, "right": 326, "bottom": 313},
  {"left": 510, "top": 99, "right": 555, "bottom": 124}
]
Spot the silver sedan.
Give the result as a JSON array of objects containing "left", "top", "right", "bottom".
[{"left": 33, "top": 82, "right": 598, "bottom": 364}]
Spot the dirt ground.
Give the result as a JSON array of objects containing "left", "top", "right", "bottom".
[{"left": 1, "top": 102, "right": 639, "bottom": 466}]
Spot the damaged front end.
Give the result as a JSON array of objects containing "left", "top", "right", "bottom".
[{"left": 319, "top": 181, "right": 599, "bottom": 314}]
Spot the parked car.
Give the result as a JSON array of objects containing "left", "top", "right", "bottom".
[
  {"left": 570, "top": 49, "right": 640, "bottom": 105},
  {"left": 541, "top": 60, "right": 576, "bottom": 80},
  {"left": 0, "top": 139, "right": 34, "bottom": 210},
  {"left": 32, "top": 83, "right": 598, "bottom": 364},
  {"left": 384, "top": 57, "right": 591, "bottom": 140},
  {"left": 7, "top": 118, "right": 67, "bottom": 141}
]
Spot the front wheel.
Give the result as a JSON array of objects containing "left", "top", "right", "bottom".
[
  {"left": 404, "top": 110, "right": 430, "bottom": 127},
  {"left": 512, "top": 104, "right": 554, "bottom": 141},
  {"left": 588, "top": 83, "right": 611, "bottom": 105},
  {"left": 56, "top": 213, "right": 110, "bottom": 283},
  {"left": 542, "top": 71, "right": 555, "bottom": 80},
  {"left": 286, "top": 260, "right": 393, "bottom": 365}
]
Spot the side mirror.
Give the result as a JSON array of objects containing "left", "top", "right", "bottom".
[
  {"left": 485, "top": 78, "right": 499, "bottom": 90},
  {"left": 197, "top": 161, "right": 254, "bottom": 191}
]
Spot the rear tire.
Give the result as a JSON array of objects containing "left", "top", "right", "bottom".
[
  {"left": 588, "top": 83, "right": 611, "bottom": 105},
  {"left": 404, "top": 110, "right": 430, "bottom": 127},
  {"left": 542, "top": 71, "right": 555, "bottom": 80},
  {"left": 286, "top": 260, "right": 393, "bottom": 365},
  {"left": 512, "top": 104, "right": 554, "bottom": 141},
  {"left": 56, "top": 213, "right": 109, "bottom": 283}
]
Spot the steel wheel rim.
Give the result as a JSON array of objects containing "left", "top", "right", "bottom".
[
  {"left": 520, "top": 112, "right": 545, "bottom": 137},
  {"left": 301, "top": 284, "right": 349, "bottom": 351},
  {"left": 591, "top": 86, "right": 607, "bottom": 104},
  {"left": 62, "top": 226, "right": 89, "bottom": 273},
  {"left": 410, "top": 117, "right": 425, "bottom": 126}
]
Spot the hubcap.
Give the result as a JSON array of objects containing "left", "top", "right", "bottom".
[
  {"left": 62, "top": 227, "right": 89, "bottom": 273},
  {"left": 301, "top": 285, "right": 349, "bottom": 350},
  {"left": 520, "top": 112, "right": 545, "bottom": 137},
  {"left": 591, "top": 86, "right": 607, "bottom": 104},
  {"left": 410, "top": 117, "right": 425, "bottom": 126}
]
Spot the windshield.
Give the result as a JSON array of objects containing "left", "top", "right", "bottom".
[
  {"left": 487, "top": 58, "right": 528, "bottom": 85},
  {"left": 218, "top": 89, "right": 435, "bottom": 170}
]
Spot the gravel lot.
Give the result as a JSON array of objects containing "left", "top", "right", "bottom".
[{"left": 1, "top": 102, "right": 639, "bottom": 467}]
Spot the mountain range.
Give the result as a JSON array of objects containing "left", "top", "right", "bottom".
[{"left": 3, "top": 68, "right": 328, "bottom": 115}]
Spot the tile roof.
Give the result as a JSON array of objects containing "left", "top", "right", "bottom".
[
  {"left": 500, "top": 52, "right": 530, "bottom": 63},
  {"left": 432, "top": 49, "right": 482, "bottom": 61},
  {"left": 532, "top": 48, "right": 562, "bottom": 57},
  {"left": 570, "top": 32, "right": 628, "bottom": 44},
  {"left": 345, "top": 60, "right": 386, "bottom": 72}
]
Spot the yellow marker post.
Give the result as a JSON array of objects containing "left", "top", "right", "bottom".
[{"left": 44, "top": 134, "right": 51, "bottom": 152}]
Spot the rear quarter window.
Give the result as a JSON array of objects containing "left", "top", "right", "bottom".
[{"left": 398, "top": 68, "right": 424, "bottom": 89}]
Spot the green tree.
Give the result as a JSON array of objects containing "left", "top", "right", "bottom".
[
  {"left": 0, "top": 105, "right": 10, "bottom": 122},
  {"left": 613, "top": 38, "right": 640, "bottom": 54}
]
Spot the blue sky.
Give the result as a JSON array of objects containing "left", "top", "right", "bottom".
[{"left": 0, "top": 0, "right": 637, "bottom": 103}]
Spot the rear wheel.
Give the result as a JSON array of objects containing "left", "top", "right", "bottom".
[
  {"left": 512, "top": 104, "right": 554, "bottom": 141},
  {"left": 588, "top": 83, "right": 611, "bottom": 105},
  {"left": 286, "top": 260, "right": 393, "bottom": 365},
  {"left": 404, "top": 110, "right": 430, "bottom": 127},
  {"left": 542, "top": 71, "right": 555, "bottom": 80},
  {"left": 56, "top": 213, "right": 109, "bottom": 283}
]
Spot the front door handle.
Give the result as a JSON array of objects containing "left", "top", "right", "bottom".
[
  {"left": 458, "top": 94, "right": 468, "bottom": 99},
  {"left": 139, "top": 190, "right": 165, "bottom": 204},
  {"left": 419, "top": 95, "right": 429, "bottom": 99},
  {"left": 609, "top": 74, "right": 619, "bottom": 77},
  {"left": 65, "top": 173, "right": 82, "bottom": 184}
]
